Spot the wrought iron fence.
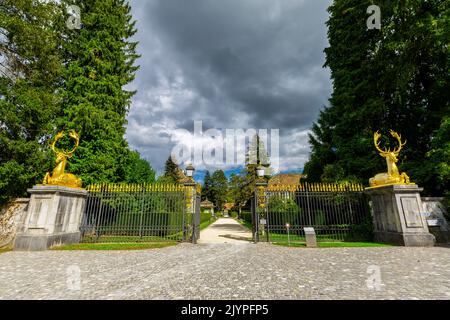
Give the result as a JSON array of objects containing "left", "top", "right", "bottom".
[
  {"left": 252, "top": 183, "right": 372, "bottom": 243},
  {"left": 80, "top": 183, "right": 191, "bottom": 243}
]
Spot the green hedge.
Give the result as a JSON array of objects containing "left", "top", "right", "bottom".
[
  {"left": 240, "top": 211, "right": 252, "bottom": 224},
  {"left": 200, "top": 211, "right": 212, "bottom": 224}
]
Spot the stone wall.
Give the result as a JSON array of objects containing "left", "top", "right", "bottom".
[
  {"left": 0, "top": 198, "right": 29, "bottom": 249},
  {"left": 422, "top": 197, "right": 450, "bottom": 243}
]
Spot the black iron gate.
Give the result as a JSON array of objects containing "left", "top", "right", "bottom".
[
  {"left": 252, "top": 183, "right": 372, "bottom": 243},
  {"left": 80, "top": 183, "right": 200, "bottom": 243}
]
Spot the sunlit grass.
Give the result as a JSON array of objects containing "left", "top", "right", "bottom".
[{"left": 200, "top": 217, "right": 217, "bottom": 231}]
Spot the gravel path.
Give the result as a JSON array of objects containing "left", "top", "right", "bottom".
[
  {"left": 0, "top": 242, "right": 449, "bottom": 300},
  {"left": 198, "top": 218, "right": 252, "bottom": 244}
]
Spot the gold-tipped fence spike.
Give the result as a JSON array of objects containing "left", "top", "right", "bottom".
[{"left": 85, "top": 182, "right": 187, "bottom": 193}]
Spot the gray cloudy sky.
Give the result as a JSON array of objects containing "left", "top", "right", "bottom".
[{"left": 126, "top": 0, "right": 333, "bottom": 174}]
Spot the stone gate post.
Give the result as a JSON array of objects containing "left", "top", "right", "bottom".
[
  {"left": 14, "top": 185, "right": 87, "bottom": 251},
  {"left": 365, "top": 184, "right": 435, "bottom": 246}
]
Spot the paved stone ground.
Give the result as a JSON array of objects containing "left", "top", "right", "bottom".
[
  {"left": 198, "top": 218, "right": 252, "bottom": 244},
  {"left": 0, "top": 241, "right": 449, "bottom": 300}
]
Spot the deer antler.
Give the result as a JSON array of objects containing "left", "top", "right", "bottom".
[
  {"left": 50, "top": 131, "right": 64, "bottom": 154},
  {"left": 49, "top": 130, "right": 80, "bottom": 158},
  {"left": 66, "top": 130, "right": 80, "bottom": 157},
  {"left": 373, "top": 131, "right": 389, "bottom": 155},
  {"left": 390, "top": 130, "right": 406, "bottom": 154}
]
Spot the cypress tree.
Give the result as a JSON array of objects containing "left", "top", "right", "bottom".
[
  {"left": 210, "top": 170, "right": 228, "bottom": 210},
  {"left": 202, "top": 170, "right": 213, "bottom": 201},
  {"left": 163, "top": 155, "right": 181, "bottom": 183},
  {"left": 58, "top": 0, "right": 140, "bottom": 185}
]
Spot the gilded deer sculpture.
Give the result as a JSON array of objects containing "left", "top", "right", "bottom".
[
  {"left": 43, "top": 130, "right": 82, "bottom": 188},
  {"left": 369, "top": 130, "right": 411, "bottom": 187}
]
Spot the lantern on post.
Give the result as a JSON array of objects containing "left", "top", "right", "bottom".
[
  {"left": 185, "top": 164, "right": 195, "bottom": 178},
  {"left": 256, "top": 165, "right": 265, "bottom": 179}
]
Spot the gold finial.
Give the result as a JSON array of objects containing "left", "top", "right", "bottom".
[{"left": 42, "top": 130, "right": 82, "bottom": 188}]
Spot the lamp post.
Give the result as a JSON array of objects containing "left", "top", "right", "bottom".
[
  {"left": 256, "top": 165, "right": 265, "bottom": 180},
  {"left": 286, "top": 223, "right": 291, "bottom": 246},
  {"left": 185, "top": 164, "right": 195, "bottom": 180},
  {"left": 255, "top": 165, "right": 268, "bottom": 242},
  {"left": 183, "top": 164, "right": 197, "bottom": 243}
]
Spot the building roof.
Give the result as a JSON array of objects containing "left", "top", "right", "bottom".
[
  {"left": 268, "top": 173, "right": 304, "bottom": 186},
  {"left": 200, "top": 199, "right": 214, "bottom": 208},
  {"left": 223, "top": 203, "right": 235, "bottom": 210}
]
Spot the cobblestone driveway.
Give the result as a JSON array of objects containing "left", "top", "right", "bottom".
[{"left": 0, "top": 243, "right": 449, "bottom": 300}]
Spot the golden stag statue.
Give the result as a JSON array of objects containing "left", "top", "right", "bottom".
[
  {"left": 369, "top": 130, "right": 411, "bottom": 187},
  {"left": 43, "top": 130, "right": 82, "bottom": 188}
]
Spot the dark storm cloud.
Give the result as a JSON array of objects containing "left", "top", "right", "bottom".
[{"left": 126, "top": 0, "right": 332, "bottom": 173}]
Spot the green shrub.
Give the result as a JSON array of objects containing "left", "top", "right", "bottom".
[
  {"left": 345, "top": 215, "right": 374, "bottom": 242},
  {"left": 230, "top": 211, "right": 238, "bottom": 218},
  {"left": 200, "top": 211, "right": 212, "bottom": 224},
  {"left": 240, "top": 211, "right": 252, "bottom": 224},
  {"left": 314, "top": 210, "right": 326, "bottom": 225}
]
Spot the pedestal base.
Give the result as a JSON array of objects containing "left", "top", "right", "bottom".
[
  {"left": 13, "top": 185, "right": 87, "bottom": 251},
  {"left": 14, "top": 232, "right": 81, "bottom": 251},
  {"left": 365, "top": 184, "right": 435, "bottom": 247},
  {"left": 374, "top": 231, "right": 435, "bottom": 247}
]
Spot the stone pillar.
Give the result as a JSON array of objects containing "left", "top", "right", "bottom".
[
  {"left": 14, "top": 185, "right": 87, "bottom": 251},
  {"left": 183, "top": 181, "right": 198, "bottom": 243},
  {"left": 255, "top": 181, "right": 268, "bottom": 242},
  {"left": 365, "top": 184, "right": 435, "bottom": 246}
]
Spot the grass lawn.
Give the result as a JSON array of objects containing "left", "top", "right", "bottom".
[
  {"left": 51, "top": 242, "right": 178, "bottom": 251},
  {"left": 205, "top": 218, "right": 391, "bottom": 248},
  {"left": 267, "top": 233, "right": 345, "bottom": 243},
  {"left": 273, "top": 241, "right": 393, "bottom": 248},
  {"left": 236, "top": 218, "right": 252, "bottom": 231},
  {"left": 200, "top": 217, "right": 217, "bottom": 231}
]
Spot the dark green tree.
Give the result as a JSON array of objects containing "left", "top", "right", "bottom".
[
  {"left": 201, "top": 170, "right": 213, "bottom": 201},
  {"left": 227, "top": 173, "right": 247, "bottom": 217},
  {"left": 0, "top": 0, "right": 62, "bottom": 206},
  {"left": 210, "top": 170, "right": 228, "bottom": 210},
  {"left": 304, "top": 0, "right": 449, "bottom": 198},
  {"left": 124, "top": 150, "right": 156, "bottom": 183},
  {"left": 163, "top": 155, "right": 181, "bottom": 183},
  {"left": 57, "top": 0, "right": 140, "bottom": 185},
  {"left": 246, "top": 134, "right": 271, "bottom": 173},
  {"left": 425, "top": 116, "right": 450, "bottom": 200},
  {"left": 239, "top": 134, "right": 271, "bottom": 204}
]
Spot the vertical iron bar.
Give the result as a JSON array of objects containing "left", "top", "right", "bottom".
[
  {"left": 306, "top": 183, "right": 312, "bottom": 226},
  {"left": 139, "top": 184, "right": 145, "bottom": 238}
]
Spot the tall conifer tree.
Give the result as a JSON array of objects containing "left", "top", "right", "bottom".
[
  {"left": 0, "top": 0, "right": 62, "bottom": 205},
  {"left": 163, "top": 155, "right": 181, "bottom": 183},
  {"left": 304, "top": 0, "right": 449, "bottom": 198},
  {"left": 58, "top": 0, "right": 140, "bottom": 185}
]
